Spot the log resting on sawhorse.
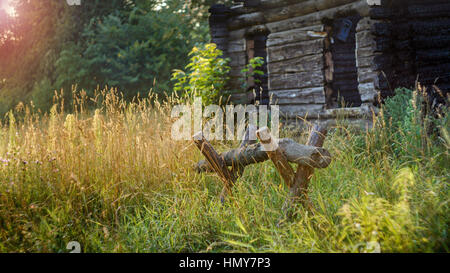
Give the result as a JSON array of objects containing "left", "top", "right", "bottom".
[{"left": 193, "top": 124, "right": 330, "bottom": 210}]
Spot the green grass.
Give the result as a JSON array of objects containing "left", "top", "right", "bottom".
[{"left": 0, "top": 88, "right": 448, "bottom": 252}]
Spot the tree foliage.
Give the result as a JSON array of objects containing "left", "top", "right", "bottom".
[
  {"left": 0, "top": 0, "right": 222, "bottom": 113},
  {"left": 171, "top": 43, "right": 230, "bottom": 105}
]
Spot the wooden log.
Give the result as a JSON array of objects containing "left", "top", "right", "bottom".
[
  {"left": 229, "top": 29, "right": 246, "bottom": 40},
  {"left": 356, "top": 55, "right": 377, "bottom": 69},
  {"left": 219, "top": 125, "right": 258, "bottom": 202},
  {"left": 268, "top": 39, "right": 323, "bottom": 63},
  {"left": 227, "top": 90, "right": 256, "bottom": 104},
  {"left": 228, "top": 39, "right": 246, "bottom": 53},
  {"left": 410, "top": 19, "right": 450, "bottom": 35},
  {"left": 266, "top": 1, "right": 370, "bottom": 33},
  {"left": 259, "top": 0, "right": 305, "bottom": 9},
  {"left": 356, "top": 17, "right": 374, "bottom": 32},
  {"left": 245, "top": 24, "right": 270, "bottom": 37},
  {"left": 332, "top": 51, "right": 358, "bottom": 62},
  {"left": 268, "top": 54, "right": 323, "bottom": 74},
  {"left": 371, "top": 22, "right": 392, "bottom": 37},
  {"left": 269, "top": 70, "right": 324, "bottom": 90},
  {"left": 228, "top": 12, "right": 265, "bottom": 30},
  {"left": 417, "top": 63, "right": 450, "bottom": 79},
  {"left": 269, "top": 88, "right": 326, "bottom": 105},
  {"left": 211, "top": 27, "right": 229, "bottom": 38},
  {"left": 265, "top": 0, "right": 357, "bottom": 23},
  {"left": 290, "top": 125, "right": 328, "bottom": 208},
  {"left": 229, "top": 3, "right": 258, "bottom": 15},
  {"left": 358, "top": 67, "right": 378, "bottom": 84},
  {"left": 369, "top": 6, "right": 393, "bottom": 20},
  {"left": 413, "top": 35, "right": 450, "bottom": 50},
  {"left": 229, "top": 51, "right": 247, "bottom": 67},
  {"left": 229, "top": 65, "right": 246, "bottom": 77},
  {"left": 267, "top": 25, "right": 324, "bottom": 47},
  {"left": 278, "top": 104, "right": 325, "bottom": 119},
  {"left": 211, "top": 37, "right": 228, "bottom": 47},
  {"left": 358, "top": 82, "right": 378, "bottom": 103},
  {"left": 318, "top": 106, "right": 372, "bottom": 119},
  {"left": 356, "top": 30, "right": 376, "bottom": 49},
  {"left": 416, "top": 48, "right": 450, "bottom": 63},
  {"left": 408, "top": 3, "right": 450, "bottom": 19},
  {"left": 229, "top": 0, "right": 360, "bottom": 30},
  {"left": 244, "top": 0, "right": 261, "bottom": 8},
  {"left": 195, "top": 137, "right": 332, "bottom": 172},
  {"left": 256, "top": 127, "right": 295, "bottom": 188},
  {"left": 393, "top": 40, "right": 411, "bottom": 51},
  {"left": 231, "top": 124, "right": 258, "bottom": 177},
  {"left": 193, "top": 132, "right": 236, "bottom": 195}
]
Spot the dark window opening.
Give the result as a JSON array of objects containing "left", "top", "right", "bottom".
[
  {"left": 325, "top": 15, "right": 362, "bottom": 108},
  {"left": 246, "top": 32, "right": 269, "bottom": 105}
]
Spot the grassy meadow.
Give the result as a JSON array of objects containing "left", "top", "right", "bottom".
[{"left": 0, "top": 87, "right": 448, "bottom": 253}]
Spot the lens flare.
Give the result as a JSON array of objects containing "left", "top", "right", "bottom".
[{"left": 1, "top": 0, "right": 15, "bottom": 17}]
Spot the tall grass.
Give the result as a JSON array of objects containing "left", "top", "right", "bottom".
[{"left": 0, "top": 87, "right": 448, "bottom": 252}]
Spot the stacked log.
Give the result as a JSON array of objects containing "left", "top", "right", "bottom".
[
  {"left": 209, "top": 5, "right": 230, "bottom": 54},
  {"left": 355, "top": 17, "right": 382, "bottom": 105},
  {"left": 369, "top": 0, "right": 450, "bottom": 100},
  {"left": 330, "top": 15, "right": 363, "bottom": 108},
  {"left": 410, "top": 1, "right": 450, "bottom": 99},
  {"left": 210, "top": 0, "right": 449, "bottom": 124},
  {"left": 222, "top": 0, "right": 374, "bottom": 121},
  {"left": 267, "top": 30, "right": 326, "bottom": 119}
]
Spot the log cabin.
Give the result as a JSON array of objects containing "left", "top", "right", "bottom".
[{"left": 209, "top": 0, "right": 450, "bottom": 126}]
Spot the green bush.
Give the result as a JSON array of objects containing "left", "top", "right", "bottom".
[
  {"left": 360, "top": 87, "right": 449, "bottom": 165},
  {"left": 171, "top": 43, "right": 230, "bottom": 105},
  {"left": 0, "top": 0, "right": 211, "bottom": 115}
]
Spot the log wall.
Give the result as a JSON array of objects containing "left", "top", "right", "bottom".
[
  {"left": 209, "top": 0, "right": 449, "bottom": 123},
  {"left": 355, "top": 17, "right": 382, "bottom": 106},
  {"left": 330, "top": 15, "right": 363, "bottom": 108},
  {"left": 370, "top": 0, "right": 450, "bottom": 102}
]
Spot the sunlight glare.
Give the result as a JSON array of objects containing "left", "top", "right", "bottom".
[{"left": 1, "top": 0, "right": 15, "bottom": 17}]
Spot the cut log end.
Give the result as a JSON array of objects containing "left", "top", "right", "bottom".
[
  {"left": 193, "top": 131, "right": 203, "bottom": 141},
  {"left": 256, "top": 126, "right": 271, "bottom": 143}
]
